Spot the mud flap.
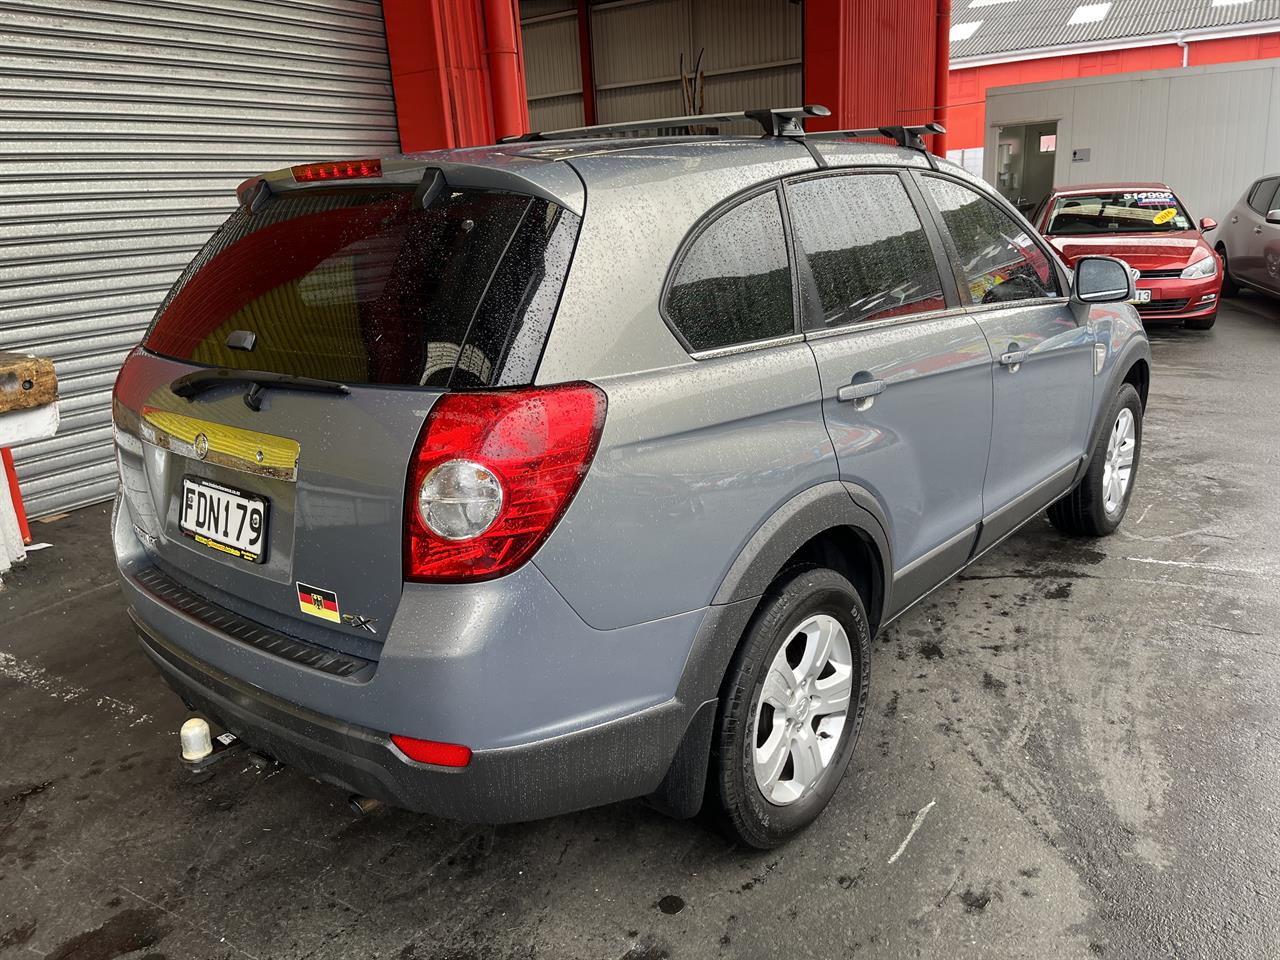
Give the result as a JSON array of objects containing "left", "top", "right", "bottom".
[{"left": 644, "top": 699, "right": 717, "bottom": 820}]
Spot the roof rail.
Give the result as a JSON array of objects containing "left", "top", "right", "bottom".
[
  {"left": 807, "top": 122, "right": 946, "bottom": 152},
  {"left": 504, "top": 104, "right": 832, "bottom": 143}
]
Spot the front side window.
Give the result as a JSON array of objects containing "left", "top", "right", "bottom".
[
  {"left": 145, "top": 185, "right": 578, "bottom": 388},
  {"left": 1248, "top": 178, "right": 1280, "bottom": 216},
  {"left": 786, "top": 173, "right": 945, "bottom": 329},
  {"left": 665, "top": 190, "right": 794, "bottom": 352},
  {"left": 923, "top": 177, "right": 1060, "bottom": 306},
  {"left": 1044, "top": 189, "right": 1193, "bottom": 235}
]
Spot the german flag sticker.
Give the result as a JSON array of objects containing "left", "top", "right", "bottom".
[{"left": 297, "top": 582, "right": 340, "bottom": 623}]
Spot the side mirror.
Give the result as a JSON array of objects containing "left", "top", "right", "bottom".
[
  {"left": 1072, "top": 255, "right": 1134, "bottom": 304},
  {"left": 1268, "top": 210, "right": 1280, "bottom": 225},
  {"left": 1200, "top": 217, "right": 1218, "bottom": 232}
]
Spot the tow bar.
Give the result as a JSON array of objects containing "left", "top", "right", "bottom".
[{"left": 178, "top": 716, "right": 249, "bottom": 780}]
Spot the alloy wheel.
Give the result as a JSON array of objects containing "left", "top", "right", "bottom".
[
  {"left": 1102, "top": 407, "right": 1136, "bottom": 515},
  {"left": 752, "top": 613, "right": 854, "bottom": 805}
]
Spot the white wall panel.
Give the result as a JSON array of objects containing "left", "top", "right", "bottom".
[
  {"left": 0, "top": 0, "right": 398, "bottom": 516},
  {"left": 986, "top": 60, "right": 1280, "bottom": 224}
]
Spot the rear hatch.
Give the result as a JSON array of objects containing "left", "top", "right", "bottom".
[{"left": 114, "top": 164, "right": 581, "bottom": 657}]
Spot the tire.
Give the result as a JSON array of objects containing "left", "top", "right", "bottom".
[
  {"left": 1185, "top": 311, "right": 1217, "bottom": 331},
  {"left": 1048, "top": 383, "right": 1143, "bottom": 537},
  {"left": 1217, "top": 245, "right": 1240, "bottom": 298},
  {"left": 708, "top": 565, "right": 870, "bottom": 848}
]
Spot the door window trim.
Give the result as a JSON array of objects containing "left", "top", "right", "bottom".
[
  {"left": 1248, "top": 177, "right": 1280, "bottom": 216},
  {"left": 660, "top": 181, "right": 801, "bottom": 359},
  {"left": 781, "top": 166, "right": 964, "bottom": 336},
  {"left": 912, "top": 170, "right": 1071, "bottom": 313}
]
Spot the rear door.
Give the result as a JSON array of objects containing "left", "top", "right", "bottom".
[
  {"left": 113, "top": 179, "right": 580, "bottom": 652},
  {"left": 916, "top": 173, "right": 1093, "bottom": 551},
  {"left": 785, "top": 169, "right": 993, "bottom": 613}
]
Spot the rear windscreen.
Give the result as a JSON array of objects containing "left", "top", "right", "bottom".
[{"left": 144, "top": 183, "right": 580, "bottom": 388}]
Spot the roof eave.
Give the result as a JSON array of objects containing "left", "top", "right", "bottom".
[{"left": 951, "top": 19, "right": 1280, "bottom": 70}]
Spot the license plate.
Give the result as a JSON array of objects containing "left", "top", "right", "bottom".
[
  {"left": 1131, "top": 289, "right": 1152, "bottom": 303},
  {"left": 179, "top": 477, "right": 268, "bottom": 563}
]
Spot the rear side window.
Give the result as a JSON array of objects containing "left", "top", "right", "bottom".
[
  {"left": 786, "top": 173, "right": 946, "bottom": 329},
  {"left": 145, "top": 185, "right": 580, "bottom": 388},
  {"left": 922, "top": 176, "right": 1061, "bottom": 305},
  {"left": 1248, "top": 178, "right": 1280, "bottom": 215},
  {"left": 665, "top": 190, "right": 794, "bottom": 352}
]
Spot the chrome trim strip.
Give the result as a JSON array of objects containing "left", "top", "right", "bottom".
[
  {"left": 690, "top": 333, "right": 806, "bottom": 360},
  {"left": 139, "top": 409, "right": 300, "bottom": 483},
  {"left": 802, "top": 304, "right": 973, "bottom": 342}
]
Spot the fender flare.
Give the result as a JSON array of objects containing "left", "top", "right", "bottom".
[
  {"left": 651, "top": 481, "right": 892, "bottom": 817},
  {"left": 711, "top": 479, "right": 892, "bottom": 620},
  {"left": 1085, "top": 336, "right": 1152, "bottom": 463}
]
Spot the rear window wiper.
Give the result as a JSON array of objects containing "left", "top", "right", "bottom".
[{"left": 170, "top": 369, "right": 351, "bottom": 411}]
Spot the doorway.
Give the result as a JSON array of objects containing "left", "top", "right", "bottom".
[{"left": 994, "top": 121, "right": 1059, "bottom": 217}]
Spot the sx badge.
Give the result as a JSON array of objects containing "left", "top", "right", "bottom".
[{"left": 342, "top": 613, "right": 378, "bottom": 634}]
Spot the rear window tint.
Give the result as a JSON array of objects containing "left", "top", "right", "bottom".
[
  {"left": 665, "top": 190, "right": 794, "bottom": 352},
  {"left": 144, "top": 185, "right": 579, "bottom": 388}
]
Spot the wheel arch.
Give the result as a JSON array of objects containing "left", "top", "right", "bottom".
[{"left": 652, "top": 481, "right": 890, "bottom": 818}]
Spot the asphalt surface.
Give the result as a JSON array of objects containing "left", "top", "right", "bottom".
[{"left": 3, "top": 296, "right": 1279, "bottom": 960}]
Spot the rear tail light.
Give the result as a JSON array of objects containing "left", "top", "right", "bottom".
[
  {"left": 405, "top": 383, "right": 607, "bottom": 582},
  {"left": 290, "top": 158, "right": 383, "bottom": 182},
  {"left": 391, "top": 735, "right": 472, "bottom": 767}
]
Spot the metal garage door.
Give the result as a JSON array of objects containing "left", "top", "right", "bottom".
[{"left": 0, "top": 0, "right": 399, "bottom": 517}]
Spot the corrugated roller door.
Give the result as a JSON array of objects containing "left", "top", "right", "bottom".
[{"left": 0, "top": 0, "right": 399, "bottom": 517}]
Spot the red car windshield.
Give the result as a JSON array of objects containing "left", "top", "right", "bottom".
[{"left": 1045, "top": 190, "right": 1193, "bottom": 235}]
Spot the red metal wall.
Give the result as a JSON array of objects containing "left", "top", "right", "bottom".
[
  {"left": 804, "top": 0, "right": 950, "bottom": 148},
  {"left": 948, "top": 32, "right": 1280, "bottom": 150},
  {"left": 382, "top": 0, "right": 527, "bottom": 152}
]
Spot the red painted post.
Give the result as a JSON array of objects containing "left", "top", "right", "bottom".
[
  {"left": 483, "top": 0, "right": 529, "bottom": 140},
  {"left": 1, "top": 448, "right": 32, "bottom": 545},
  {"left": 576, "top": 0, "right": 597, "bottom": 126},
  {"left": 933, "top": 0, "right": 951, "bottom": 155}
]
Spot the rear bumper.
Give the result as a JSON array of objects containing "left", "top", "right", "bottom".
[
  {"left": 132, "top": 609, "right": 694, "bottom": 822},
  {"left": 113, "top": 492, "right": 716, "bottom": 822}
]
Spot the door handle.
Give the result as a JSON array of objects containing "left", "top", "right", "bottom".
[
  {"left": 837, "top": 378, "right": 885, "bottom": 407},
  {"left": 1255, "top": 226, "right": 1264, "bottom": 235},
  {"left": 1000, "top": 348, "right": 1027, "bottom": 371},
  {"left": 1230, "top": 215, "right": 1239, "bottom": 224}
]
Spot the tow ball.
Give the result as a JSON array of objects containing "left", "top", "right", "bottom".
[{"left": 178, "top": 716, "right": 249, "bottom": 781}]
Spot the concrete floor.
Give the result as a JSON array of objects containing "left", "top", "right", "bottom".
[{"left": 3, "top": 296, "right": 1280, "bottom": 960}]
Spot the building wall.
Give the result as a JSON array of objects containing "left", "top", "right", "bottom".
[
  {"left": 983, "top": 59, "right": 1280, "bottom": 223},
  {"left": 950, "top": 32, "right": 1280, "bottom": 151},
  {"left": 520, "top": 0, "right": 803, "bottom": 136},
  {"left": 806, "top": 0, "right": 946, "bottom": 135},
  {"left": 521, "top": 0, "right": 951, "bottom": 141}
]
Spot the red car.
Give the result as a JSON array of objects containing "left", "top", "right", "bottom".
[{"left": 1035, "top": 182, "right": 1222, "bottom": 329}]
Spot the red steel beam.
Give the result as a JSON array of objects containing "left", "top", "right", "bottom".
[
  {"left": 483, "top": 0, "right": 528, "bottom": 140},
  {"left": 2, "top": 448, "right": 32, "bottom": 545},
  {"left": 934, "top": 0, "right": 951, "bottom": 155},
  {"left": 576, "top": 0, "right": 597, "bottom": 126}
]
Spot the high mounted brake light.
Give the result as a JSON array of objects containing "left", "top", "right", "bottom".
[
  {"left": 405, "top": 384, "right": 607, "bottom": 583},
  {"left": 290, "top": 158, "right": 382, "bottom": 183}
]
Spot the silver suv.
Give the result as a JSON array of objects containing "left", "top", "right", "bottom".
[
  {"left": 112, "top": 107, "right": 1151, "bottom": 847},
  {"left": 1218, "top": 174, "right": 1280, "bottom": 299}
]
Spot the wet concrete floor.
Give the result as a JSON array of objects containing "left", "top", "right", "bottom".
[{"left": 3, "top": 297, "right": 1279, "bottom": 959}]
